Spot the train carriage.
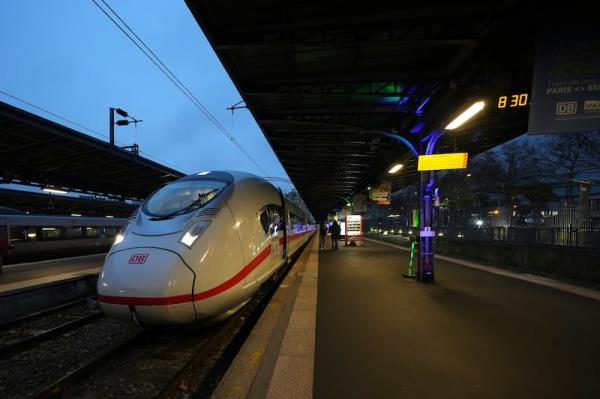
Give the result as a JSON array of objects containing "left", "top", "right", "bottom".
[{"left": 97, "top": 171, "right": 315, "bottom": 324}]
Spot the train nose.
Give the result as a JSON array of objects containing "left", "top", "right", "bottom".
[{"left": 97, "top": 248, "right": 197, "bottom": 324}]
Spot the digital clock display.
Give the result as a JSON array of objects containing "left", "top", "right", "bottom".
[{"left": 497, "top": 93, "right": 529, "bottom": 109}]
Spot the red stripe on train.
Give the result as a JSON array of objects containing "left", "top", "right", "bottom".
[{"left": 98, "top": 246, "right": 272, "bottom": 306}]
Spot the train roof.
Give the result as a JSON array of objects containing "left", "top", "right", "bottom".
[{"left": 0, "top": 214, "right": 128, "bottom": 227}]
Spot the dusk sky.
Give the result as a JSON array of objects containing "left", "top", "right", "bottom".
[{"left": 0, "top": 1, "right": 295, "bottom": 191}]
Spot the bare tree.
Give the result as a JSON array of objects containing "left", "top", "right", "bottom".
[{"left": 543, "top": 132, "right": 597, "bottom": 206}]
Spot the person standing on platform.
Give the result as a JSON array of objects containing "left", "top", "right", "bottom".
[
  {"left": 330, "top": 219, "right": 340, "bottom": 250},
  {"left": 319, "top": 221, "right": 328, "bottom": 249}
]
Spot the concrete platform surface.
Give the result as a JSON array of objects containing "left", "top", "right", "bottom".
[
  {"left": 315, "top": 240, "right": 600, "bottom": 398},
  {"left": 213, "top": 237, "right": 318, "bottom": 399},
  {"left": 0, "top": 254, "right": 104, "bottom": 293}
]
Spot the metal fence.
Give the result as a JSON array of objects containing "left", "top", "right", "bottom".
[
  {"left": 437, "top": 206, "right": 600, "bottom": 248},
  {"left": 437, "top": 226, "right": 600, "bottom": 248}
]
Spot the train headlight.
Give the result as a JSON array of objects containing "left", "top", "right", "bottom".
[
  {"left": 180, "top": 220, "right": 211, "bottom": 248},
  {"left": 114, "top": 223, "right": 132, "bottom": 245}
]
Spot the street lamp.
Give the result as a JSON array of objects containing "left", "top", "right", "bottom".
[{"left": 109, "top": 107, "right": 143, "bottom": 155}]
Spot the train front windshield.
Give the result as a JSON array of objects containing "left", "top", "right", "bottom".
[{"left": 143, "top": 180, "right": 226, "bottom": 217}]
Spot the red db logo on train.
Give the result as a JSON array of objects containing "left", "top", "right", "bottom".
[{"left": 129, "top": 253, "right": 149, "bottom": 264}]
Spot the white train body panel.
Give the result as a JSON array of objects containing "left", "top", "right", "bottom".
[{"left": 97, "top": 171, "right": 315, "bottom": 324}]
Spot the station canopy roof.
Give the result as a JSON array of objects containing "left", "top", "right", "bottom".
[
  {"left": 0, "top": 101, "right": 184, "bottom": 203},
  {"left": 186, "top": 0, "right": 566, "bottom": 216}
]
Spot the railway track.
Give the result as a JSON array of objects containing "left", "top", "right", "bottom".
[
  {"left": 0, "top": 237, "right": 312, "bottom": 398},
  {"left": 0, "top": 299, "right": 142, "bottom": 398},
  {"left": 33, "top": 260, "right": 294, "bottom": 399},
  {"left": 0, "top": 310, "right": 104, "bottom": 359}
]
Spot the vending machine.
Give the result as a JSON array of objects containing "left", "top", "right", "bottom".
[{"left": 345, "top": 215, "right": 364, "bottom": 246}]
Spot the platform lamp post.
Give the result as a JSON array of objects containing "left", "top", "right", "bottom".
[
  {"left": 415, "top": 101, "right": 485, "bottom": 283},
  {"left": 109, "top": 107, "right": 143, "bottom": 155}
]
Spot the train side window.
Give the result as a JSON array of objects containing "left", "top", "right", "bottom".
[
  {"left": 85, "top": 227, "right": 99, "bottom": 238},
  {"left": 290, "top": 213, "right": 303, "bottom": 232},
  {"left": 268, "top": 205, "right": 282, "bottom": 235},
  {"left": 259, "top": 209, "right": 270, "bottom": 234},
  {"left": 103, "top": 227, "right": 118, "bottom": 238},
  {"left": 64, "top": 227, "right": 83, "bottom": 239},
  {"left": 41, "top": 227, "right": 62, "bottom": 240},
  {"left": 9, "top": 227, "right": 27, "bottom": 242}
]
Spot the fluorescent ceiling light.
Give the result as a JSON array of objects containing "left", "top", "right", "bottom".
[
  {"left": 71, "top": 213, "right": 82, "bottom": 217},
  {"left": 43, "top": 187, "right": 67, "bottom": 194},
  {"left": 388, "top": 164, "right": 404, "bottom": 174},
  {"left": 445, "top": 101, "right": 485, "bottom": 130},
  {"left": 105, "top": 215, "right": 114, "bottom": 218}
]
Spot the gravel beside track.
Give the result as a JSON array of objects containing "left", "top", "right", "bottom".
[
  {"left": 0, "top": 317, "right": 142, "bottom": 398},
  {"left": 0, "top": 300, "right": 100, "bottom": 351},
  {"left": 62, "top": 326, "right": 214, "bottom": 399}
]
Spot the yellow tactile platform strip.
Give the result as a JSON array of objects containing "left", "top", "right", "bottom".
[{"left": 212, "top": 236, "right": 319, "bottom": 399}]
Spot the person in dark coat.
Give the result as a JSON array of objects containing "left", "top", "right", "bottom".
[
  {"left": 319, "top": 221, "right": 328, "bottom": 249},
  {"left": 330, "top": 219, "right": 340, "bottom": 250}
]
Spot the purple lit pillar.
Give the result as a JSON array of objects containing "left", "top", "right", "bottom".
[
  {"left": 418, "top": 170, "right": 435, "bottom": 282},
  {"left": 417, "top": 130, "right": 443, "bottom": 283}
]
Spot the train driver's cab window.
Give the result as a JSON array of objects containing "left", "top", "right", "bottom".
[{"left": 144, "top": 180, "right": 226, "bottom": 218}]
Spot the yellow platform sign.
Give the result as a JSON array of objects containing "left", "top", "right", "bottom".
[{"left": 417, "top": 153, "right": 468, "bottom": 171}]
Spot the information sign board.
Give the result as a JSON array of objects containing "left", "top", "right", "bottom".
[{"left": 417, "top": 153, "right": 468, "bottom": 171}]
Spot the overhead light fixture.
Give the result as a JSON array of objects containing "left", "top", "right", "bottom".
[
  {"left": 367, "top": 186, "right": 371, "bottom": 190},
  {"left": 197, "top": 171, "right": 210, "bottom": 176},
  {"left": 105, "top": 215, "right": 114, "bottom": 218},
  {"left": 388, "top": 164, "right": 404, "bottom": 174},
  {"left": 42, "top": 187, "right": 67, "bottom": 195},
  {"left": 71, "top": 213, "right": 82, "bottom": 217},
  {"left": 445, "top": 101, "right": 485, "bottom": 130}
]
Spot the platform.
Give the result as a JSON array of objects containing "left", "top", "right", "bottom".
[
  {"left": 0, "top": 254, "right": 104, "bottom": 294},
  {"left": 215, "top": 237, "right": 600, "bottom": 398}
]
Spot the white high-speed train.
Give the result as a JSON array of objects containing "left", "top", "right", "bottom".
[{"left": 97, "top": 171, "right": 315, "bottom": 324}]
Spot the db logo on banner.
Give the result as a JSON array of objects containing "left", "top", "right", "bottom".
[
  {"left": 556, "top": 101, "right": 577, "bottom": 115},
  {"left": 129, "top": 253, "right": 149, "bottom": 264}
]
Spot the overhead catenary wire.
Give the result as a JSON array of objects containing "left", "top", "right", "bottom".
[
  {"left": 90, "top": 0, "right": 268, "bottom": 176},
  {"left": 0, "top": 89, "right": 108, "bottom": 140}
]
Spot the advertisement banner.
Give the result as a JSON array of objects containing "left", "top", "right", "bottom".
[
  {"left": 369, "top": 180, "right": 391, "bottom": 205},
  {"left": 528, "top": 25, "right": 600, "bottom": 134}
]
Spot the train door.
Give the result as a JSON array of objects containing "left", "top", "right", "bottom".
[
  {"left": 258, "top": 205, "right": 284, "bottom": 278},
  {"left": 277, "top": 189, "right": 287, "bottom": 260}
]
